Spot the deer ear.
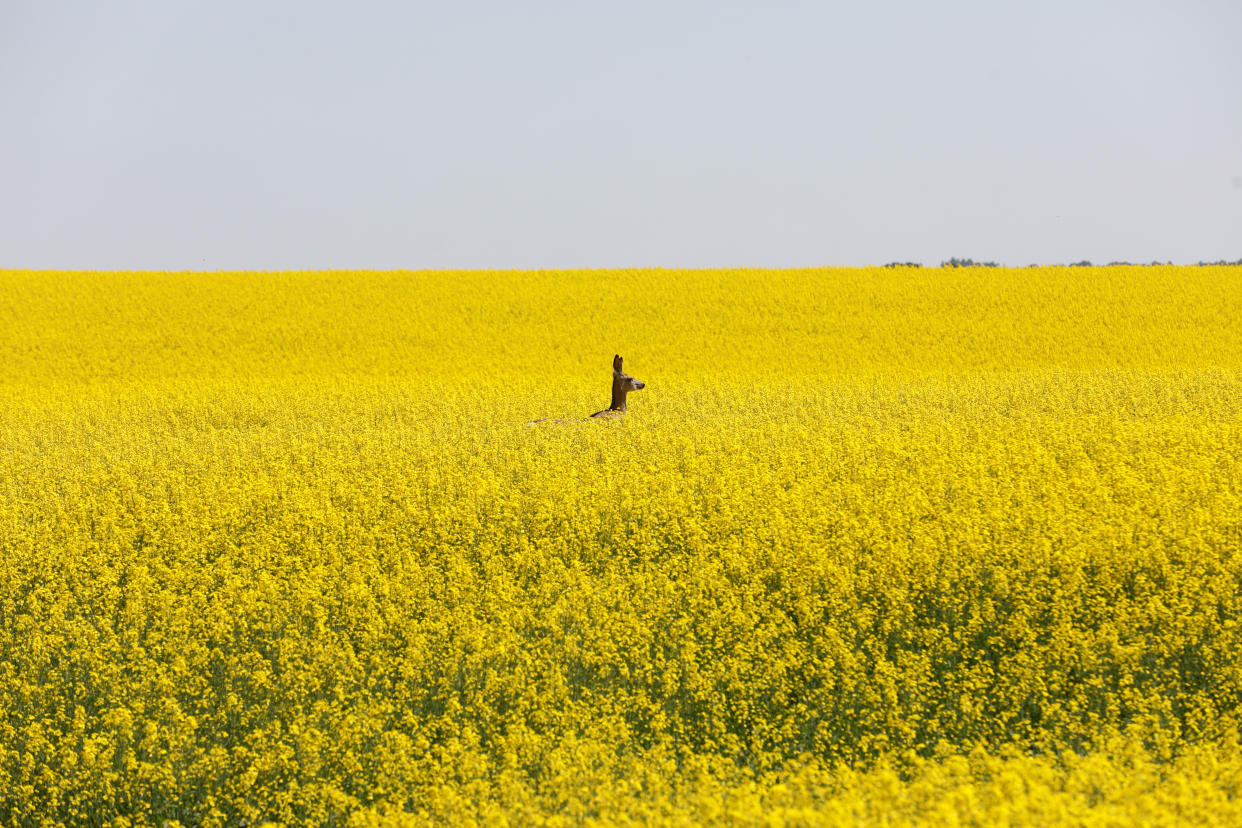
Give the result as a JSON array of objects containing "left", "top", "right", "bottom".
[{"left": 613, "top": 355, "right": 623, "bottom": 371}]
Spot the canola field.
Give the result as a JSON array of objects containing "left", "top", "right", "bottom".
[{"left": 2, "top": 265, "right": 1241, "bottom": 826}]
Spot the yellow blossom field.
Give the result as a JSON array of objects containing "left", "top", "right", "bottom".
[{"left": 2, "top": 265, "right": 1241, "bottom": 826}]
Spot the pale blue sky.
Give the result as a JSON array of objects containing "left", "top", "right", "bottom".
[{"left": 2, "top": 0, "right": 1239, "bottom": 270}]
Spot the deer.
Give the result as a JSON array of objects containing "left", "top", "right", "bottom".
[{"left": 529, "top": 355, "right": 646, "bottom": 425}]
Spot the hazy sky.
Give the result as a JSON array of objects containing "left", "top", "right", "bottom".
[{"left": 2, "top": 0, "right": 1240, "bottom": 270}]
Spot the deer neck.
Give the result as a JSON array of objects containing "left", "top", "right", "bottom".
[{"left": 610, "top": 378, "right": 628, "bottom": 412}]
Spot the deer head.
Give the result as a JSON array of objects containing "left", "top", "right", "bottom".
[{"left": 612, "top": 354, "right": 645, "bottom": 395}]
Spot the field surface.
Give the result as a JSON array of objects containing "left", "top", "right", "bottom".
[{"left": 2, "top": 266, "right": 1242, "bottom": 826}]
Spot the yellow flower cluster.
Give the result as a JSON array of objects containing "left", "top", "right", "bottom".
[{"left": 1, "top": 265, "right": 1240, "bottom": 825}]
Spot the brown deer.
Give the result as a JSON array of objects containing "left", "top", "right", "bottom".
[
  {"left": 591, "top": 354, "right": 646, "bottom": 418},
  {"left": 529, "top": 354, "right": 646, "bottom": 424}
]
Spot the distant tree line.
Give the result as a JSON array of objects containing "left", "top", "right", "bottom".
[
  {"left": 875, "top": 258, "right": 1242, "bottom": 268},
  {"left": 941, "top": 258, "right": 999, "bottom": 268},
  {"left": 1065, "top": 259, "right": 1242, "bottom": 267}
]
